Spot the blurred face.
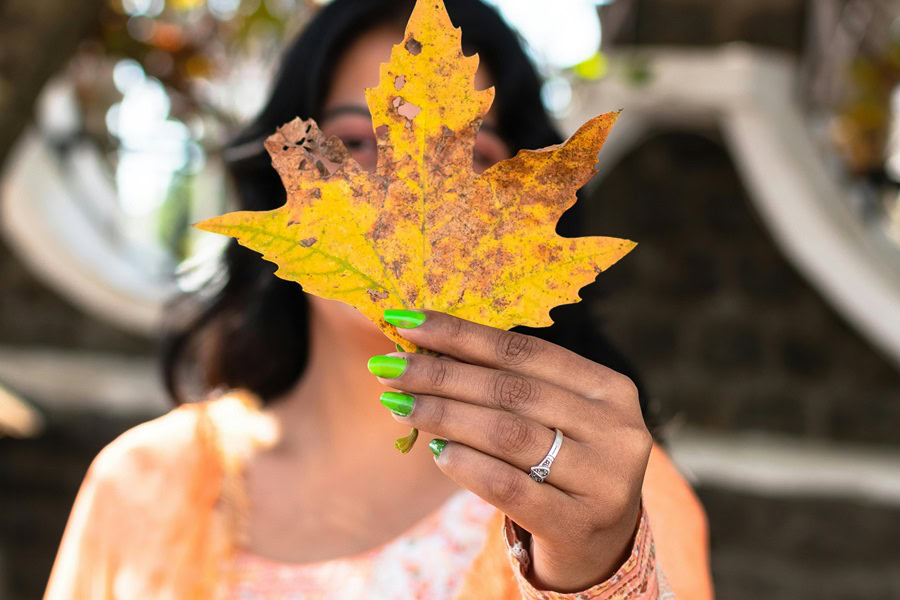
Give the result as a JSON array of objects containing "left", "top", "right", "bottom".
[
  {"left": 310, "top": 25, "right": 512, "bottom": 334},
  {"left": 319, "top": 25, "right": 511, "bottom": 173}
]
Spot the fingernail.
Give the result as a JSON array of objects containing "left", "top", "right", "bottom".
[
  {"left": 429, "top": 439, "right": 447, "bottom": 458},
  {"left": 367, "top": 355, "right": 407, "bottom": 378},
  {"left": 384, "top": 309, "right": 426, "bottom": 329},
  {"left": 380, "top": 391, "right": 414, "bottom": 416}
]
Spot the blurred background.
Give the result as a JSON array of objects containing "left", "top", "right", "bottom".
[{"left": 1, "top": 0, "right": 899, "bottom": 598}]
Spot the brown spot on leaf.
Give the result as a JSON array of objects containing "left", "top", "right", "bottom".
[
  {"left": 367, "top": 289, "right": 389, "bottom": 301},
  {"left": 370, "top": 218, "right": 395, "bottom": 241},
  {"left": 389, "top": 258, "right": 405, "bottom": 278},
  {"left": 299, "top": 237, "right": 317, "bottom": 247},
  {"left": 405, "top": 37, "right": 422, "bottom": 55},
  {"left": 375, "top": 125, "right": 389, "bottom": 138},
  {"left": 425, "top": 272, "right": 444, "bottom": 295},
  {"left": 322, "top": 137, "right": 348, "bottom": 162}
]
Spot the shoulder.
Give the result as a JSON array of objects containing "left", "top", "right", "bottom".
[
  {"left": 85, "top": 391, "right": 269, "bottom": 502},
  {"left": 88, "top": 402, "right": 212, "bottom": 485},
  {"left": 46, "top": 396, "right": 255, "bottom": 597},
  {"left": 643, "top": 443, "right": 708, "bottom": 536},
  {"left": 643, "top": 443, "right": 714, "bottom": 600}
]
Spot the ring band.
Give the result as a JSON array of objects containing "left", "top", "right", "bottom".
[{"left": 529, "top": 428, "right": 563, "bottom": 483}]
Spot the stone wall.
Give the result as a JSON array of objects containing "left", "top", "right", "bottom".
[
  {"left": 608, "top": 0, "right": 807, "bottom": 53},
  {"left": 585, "top": 130, "right": 900, "bottom": 447},
  {"left": 701, "top": 487, "right": 900, "bottom": 598}
]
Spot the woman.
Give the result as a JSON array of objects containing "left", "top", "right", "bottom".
[{"left": 45, "top": 0, "right": 712, "bottom": 598}]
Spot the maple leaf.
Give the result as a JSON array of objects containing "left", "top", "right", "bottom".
[{"left": 196, "top": 0, "right": 634, "bottom": 451}]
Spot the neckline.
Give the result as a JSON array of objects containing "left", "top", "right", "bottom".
[{"left": 233, "top": 487, "right": 482, "bottom": 569}]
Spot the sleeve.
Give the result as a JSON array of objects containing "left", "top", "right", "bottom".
[
  {"left": 502, "top": 505, "right": 674, "bottom": 600},
  {"left": 43, "top": 446, "right": 123, "bottom": 599}
]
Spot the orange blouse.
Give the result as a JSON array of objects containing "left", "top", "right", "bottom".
[{"left": 44, "top": 392, "right": 713, "bottom": 599}]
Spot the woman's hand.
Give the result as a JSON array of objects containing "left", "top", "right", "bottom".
[{"left": 367, "top": 309, "right": 652, "bottom": 593}]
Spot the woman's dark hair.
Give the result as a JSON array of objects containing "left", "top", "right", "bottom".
[{"left": 161, "top": 0, "right": 649, "bottom": 419}]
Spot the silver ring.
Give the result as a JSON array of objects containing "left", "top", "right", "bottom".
[{"left": 529, "top": 428, "right": 563, "bottom": 483}]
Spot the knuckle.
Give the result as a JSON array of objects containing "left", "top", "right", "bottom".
[
  {"left": 428, "top": 358, "right": 454, "bottom": 390},
  {"left": 427, "top": 397, "right": 449, "bottom": 430},
  {"left": 494, "top": 331, "right": 538, "bottom": 367},
  {"left": 629, "top": 424, "right": 653, "bottom": 462},
  {"left": 611, "top": 373, "right": 640, "bottom": 403},
  {"left": 445, "top": 316, "right": 467, "bottom": 343},
  {"left": 493, "top": 373, "right": 536, "bottom": 413},
  {"left": 491, "top": 471, "right": 526, "bottom": 506},
  {"left": 621, "top": 376, "right": 641, "bottom": 403},
  {"left": 490, "top": 413, "right": 536, "bottom": 456},
  {"left": 588, "top": 370, "right": 640, "bottom": 403}
]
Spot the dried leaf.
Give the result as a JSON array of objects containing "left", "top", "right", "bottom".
[{"left": 196, "top": 0, "right": 635, "bottom": 449}]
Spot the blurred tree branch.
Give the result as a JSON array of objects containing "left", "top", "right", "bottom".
[{"left": 0, "top": 0, "right": 105, "bottom": 169}]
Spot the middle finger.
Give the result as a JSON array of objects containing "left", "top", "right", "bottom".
[{"left": 368, "top": 352, "right": 597, "bottom": 441}]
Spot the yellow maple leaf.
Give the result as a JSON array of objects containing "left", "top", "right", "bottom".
[{"left": 196, "top": 0, "right": 634, "bottom": 449}]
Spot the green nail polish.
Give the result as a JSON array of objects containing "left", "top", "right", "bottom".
[
  {"left": 380, "top": 391, "right": 414, "bottom": 416},
  {"left": 367, "top": 355, "right": 407, "bottom": 378},
  {"left": 384, "top": 309, "right": 426, "bottom": 329},
  {"left": 429, "top": 439, "right": 447, "bottom": 458}
]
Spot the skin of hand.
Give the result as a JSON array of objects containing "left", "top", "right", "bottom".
[{"left": 368, "top": 310, "right": 652, "bottom": 593}]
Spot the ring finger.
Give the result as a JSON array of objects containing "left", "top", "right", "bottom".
[{"left": 383, "top": 391, "right": 588, "bottom": 494}]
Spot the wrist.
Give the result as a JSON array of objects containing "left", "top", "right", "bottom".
[{"left": 526, "top": 503, "right": 642, "bottom": 593}]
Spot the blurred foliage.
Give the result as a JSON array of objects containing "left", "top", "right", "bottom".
[
  {"left": 54, "top": 1, "right": 318, "bottom": 265},
  {"left": 830, "top": 39, "right": 900, "bottom": 175},
  {"left": 81, "top": 0, "right": 315, "bottom": 146}
]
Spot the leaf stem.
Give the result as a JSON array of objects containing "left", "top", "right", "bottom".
[
  {"left": 395, "top": 427, "right": 419, "bottom": 453},
  {"left": 391, "top": 344, "right": 434, "bottom": 453}
]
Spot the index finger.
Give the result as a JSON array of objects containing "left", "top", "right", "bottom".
[{"left": 386, "top": 309, "right": 622, "bottom": 400}]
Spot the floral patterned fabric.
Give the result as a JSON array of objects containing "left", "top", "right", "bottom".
[
  {"left": 228, "top": 489, "right": 672, "bottom": 600},
  {"left": 229, "top": 488, "right": 496, "bottom": 599}
]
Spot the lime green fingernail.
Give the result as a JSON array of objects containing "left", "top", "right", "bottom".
[
  {"left": 367, "top": 355, "right": 407, "bottom": 378},
  {"left": 429, "top": 438, "right": 447, "bottom": 458},
  {"left": 384, "top": 309, "right": 426, "bottom": 328},
  {"left": 380, "top": 391, "right": 414, "bottom": 416}
]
